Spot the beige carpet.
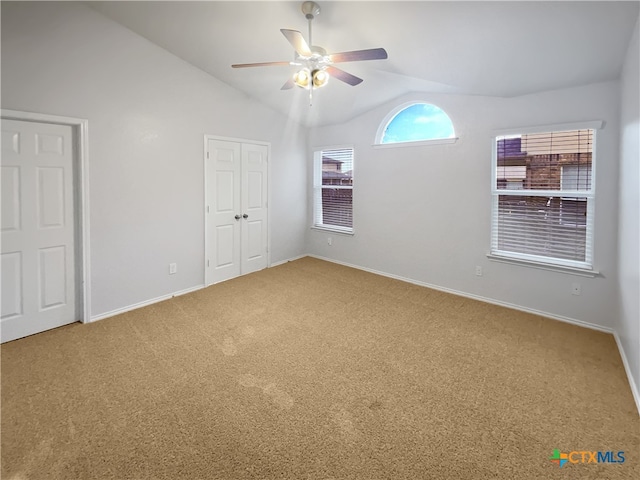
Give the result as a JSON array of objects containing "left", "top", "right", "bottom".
[{"left": 1, "top": 257, "right": 638, "bottom": 479}]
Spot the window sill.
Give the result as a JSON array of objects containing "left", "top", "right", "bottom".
[
  {"left": 311, "top": 225, "right": 354, "bottom": 236},
  {"left": 486, "top": 254, "right": 600, "bottom": 278},
  {"left": 372, "top": 137, "right": 458, "bottom": 149}
]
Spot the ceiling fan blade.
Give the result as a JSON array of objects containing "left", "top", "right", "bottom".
[
  {"left": 281, "top": 77, "right": 295, "bottom": 90},
  {"left": 330, "top": 48, "right": 388, "bottom": 63},
  {"left": 280, "top": 29, "right": 312, "bottom": 57},
  {"left": 232, "top": 61, "right": 292, "bottom": 68},
  {"left": 326, "top": 66, "right": 363, "bottom": 86}
]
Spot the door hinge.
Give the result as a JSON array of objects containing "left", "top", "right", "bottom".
[
  {"left": 206, "top": 151, "right": 209, "bottom": 159},
  {"left": 206, "top": 205, "right": 210, "bottom": 213},
  {"left": 207, "top": 259, "right": 210, "bottom": 267}
]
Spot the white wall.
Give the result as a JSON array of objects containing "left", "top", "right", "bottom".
[
  {"left": 617, "top": 14, "right": 640, "bottom": 406},
  {"left": 1, "top": 2, "right": 308, "bottom": 318},
  {"left": 307, "top": 81, "right": 621, "bottom": 330}
]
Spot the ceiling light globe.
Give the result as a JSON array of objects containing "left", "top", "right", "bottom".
[
  {"left": 312, "top": 69, "right": 329, "bottom": 88},
  {"left": 294, "top": 69, "right": 310, "bottom": 88}
]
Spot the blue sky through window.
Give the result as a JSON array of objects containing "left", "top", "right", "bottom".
[{"left": 382, "top": 103, "right": 455, "bottom": 143}]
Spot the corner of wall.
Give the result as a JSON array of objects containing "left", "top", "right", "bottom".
[{"left": 616, "top": 10, "right": 640, "bottom": 415}]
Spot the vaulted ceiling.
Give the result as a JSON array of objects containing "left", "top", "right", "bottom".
[{"left": 90, "top": 1, "right": 639, "bottom": 127}]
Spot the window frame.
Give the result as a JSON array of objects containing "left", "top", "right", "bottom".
[
  {"left": 373, "top": 101, "right": 459, "bottom": 147},
  {"left": 312, "top": 146, "right": 355, "bottom": 235},
  {"left": 488, "top": 121, "right": 602, "bottom": 276}
]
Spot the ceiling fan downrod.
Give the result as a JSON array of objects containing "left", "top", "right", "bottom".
[
  {"left": 301, "top": 1, "right": 320, "bottom": 47},
  {"left": 301, "top": 1, "right": 321, "bottom": 106}
]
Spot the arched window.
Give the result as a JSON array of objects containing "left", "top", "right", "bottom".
[{"left": 376, "top": 103, "right": 456, "bottom": 145}]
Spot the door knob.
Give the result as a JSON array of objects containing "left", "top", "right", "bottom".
[
  {"left": 234, "top": 214, "right": 241, "bottom": 220},
  {"left": 242, "top": 214, "right": 248, "bottom": 219}
]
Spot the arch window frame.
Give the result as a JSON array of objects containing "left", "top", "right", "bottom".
[{"left": 374, "top": 101, "right": 459, "bottom": 148}]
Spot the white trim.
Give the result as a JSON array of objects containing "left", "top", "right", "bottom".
[
  {"left": 1, "top": 109, "right": 92, "bottom": 324},
  {"left": 91, "top": 284, "right": 205, "bottom": 322},
  {"left": 311, "top": 143, "right": 355, "bottom": 152},
  {"left": 318, "top": 248, "right": 636, "bottom": 414},
  {"left": 373, "top": 137, "right": 458, "bottom": 149},
  {"left": 203, "top": 135, "right": 271, "bottom": 286},
  {"left": 492, "top": 120, "right": 603, "bottom": 137},
  {"left": 205, "top": 134, "right": 271, "bottom": 147},
  {"left": 269, "top": 254, "right": 307, "bottom": 268},
  {"left": 203, "top": 134, "right": 208, "bottom": 285},
  {"left": 267, "top": 142, "right": 272, "bottom": 269},
  {"left": 311, "top": 225, "right": 355, "bottom": 236},
  {"left": 374, "top": 100, "right": 458, "bottom": 146},
  {"left": 613, "top": 331, "right": 640, "bottom": 416},
  {"left": 491, "top": 189, "right": 592, "bottom": 198},
  {"left": 308, "top": 254, "right": 612, "bottom": 333},
  {"left": 486, "top": 254, "right": 600, "bottom": 277}
]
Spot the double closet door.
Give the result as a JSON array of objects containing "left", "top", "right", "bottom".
[{"left": 206, "top": 138, "right": 268, "bottom": 285}]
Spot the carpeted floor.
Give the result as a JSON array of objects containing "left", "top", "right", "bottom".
[{"left": 1, "top": 257, "right": 638, "bottom": 479}]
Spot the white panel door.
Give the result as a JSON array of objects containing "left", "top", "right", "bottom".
[
  {"left": 241, "top": 143, "right": 268, "bottom": 275},
  {"left": 206, "top": 138, "right": 268, "bottom": 285},
  {"left": 1, "top": 119, "right": 76, "bottom": 342},
  {"left": 207, "top": 140, "right": 242, "bottom": 283}
]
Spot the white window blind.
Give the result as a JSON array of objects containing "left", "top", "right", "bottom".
[
  {"left": 561, "top": 164, "right": 592, "bottom": 191},
  {"left": 491, "top": 129, "right": 595, "bottom": 269},
  {"left": 313, "top": 148, "right": 354, "bottom": 233}
]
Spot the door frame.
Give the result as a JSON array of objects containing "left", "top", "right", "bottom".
[
  {"left": 2, "top": 109, "right": 91, "bottom": 324},
  {"left": 203, "top": 135, "right": 271, "bottom": 286}
]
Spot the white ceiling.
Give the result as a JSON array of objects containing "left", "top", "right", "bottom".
[{"left": 89, "top": 1, "right": 639, "bottom": 127}]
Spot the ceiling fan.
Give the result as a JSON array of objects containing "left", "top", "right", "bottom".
[{"left": 231, "top": 1, "right": 388, "bottom": 104}]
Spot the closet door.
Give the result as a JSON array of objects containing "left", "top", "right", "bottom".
[
  {"left": 206, "top": 138, "right": 268, "bottom": 285},
  {"left": 240, "top": 143, "right": 268, "bottom": 276}
]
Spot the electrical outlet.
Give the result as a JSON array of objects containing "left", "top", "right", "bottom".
[
  {"left": 572, "top": 282, "right": 581, "bottom": 296},
  {"left": 327, "top": 237, "right": 332, "bottom": 246},
  {"left": 475, "top": 266, "right": 483, "bottom": 276},
  {"left": 169, "top": 263, "right": 177, "bottom": 275}
]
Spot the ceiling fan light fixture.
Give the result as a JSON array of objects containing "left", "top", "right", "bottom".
[
  {"left": 312, "top": 69, "right": 329, "bottom": 88},
  {"left": 231, "top": 1, "right": 388, "bottom": 102},
  {"left": 294, "top": 68, "right": 311, "bottom": 88}
]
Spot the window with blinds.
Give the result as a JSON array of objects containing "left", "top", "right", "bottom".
[
  {"left": 491, "top": 129, "right": 595, "bottom": 269},
  {"left": 313, "top": 147, "right": 354, "bottom": 233}
]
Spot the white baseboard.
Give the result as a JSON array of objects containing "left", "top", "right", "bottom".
[
  {"left": 90, "top": 284, "right": 205, "bottom": 322},
  {"left": 309, "top": 254, "right": 640, "bottom": 415},
  {"left": 88, "top": 254, "right": 307, "bottom": 323},
  {"left": 613, "top": 331, "right": 640, "bottom": 416},
  {"left": 308, "top": 254, "right": 613, "bottom": 333},
  {"left": 85, "top": 254, "right": 640, "bottom": 416},
  {"left": 269, "top": 254, "right": 307, "bottom": 268}
]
